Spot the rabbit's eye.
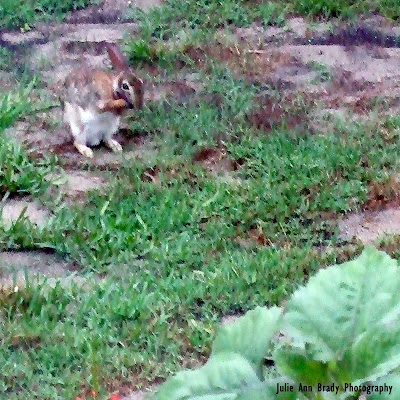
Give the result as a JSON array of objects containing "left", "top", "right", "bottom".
[{"left": 121, "top": 82, "right": 130, "bottom": 91}]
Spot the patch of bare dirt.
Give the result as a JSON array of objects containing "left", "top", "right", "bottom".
[
  {"left": 1, "top": 199, "right": 51, "bottom": 228},
  {"left": 145, "top": 81, "right": 197, "bottom": 103},
  {"left": 46, "top": 170, "right": 107, "bottom": 201},
  {"left": 339, "top": 177, "right": 400, "bottom": 244},
  {"left": 0, "top": 250, "right": 77, "bottom": 288},
  {"left": 249, "top": 94, "right": 315, "bottom": 132},
  {"left": 235, "top": 17, "right": 312, "bottom": 45},
  {"left": 230, "top": 16, "right": 400, "bottom": 129},
  {"left": 48, "top": 130, "right": 157, "bottom": 170},
  {"left": 63, "top": 171, "right": 106, "bottom": 195},
  {"left": 300, "top": 19, "right": 400, "bottom": 48},
  {"left": 362, "top": 177, "right": 400, "bottom": 211},
  {"left": 1, "top": 30, "right": 46, "bottom": 46},
  {"left": 4, "top": 111, "right": 67, "bottom": 151},
  {"left": 192, "top": 146, "right": 244, "bottom": 185},
  {"left": 339, "top": 208, "right": 400, "bottom": 244},
  {"left": 28, "top": 23, "right": 138, "bottom": 86},
  {"left": 280, "top": 44, "right": 400, "bottom": 84},
  {"left": 193, "top": 146, "right": 240, "bottom": 174}
]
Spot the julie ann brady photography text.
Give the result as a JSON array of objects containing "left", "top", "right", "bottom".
[{"left": 276, "top": 382, "right": 393, "bottom": 396}]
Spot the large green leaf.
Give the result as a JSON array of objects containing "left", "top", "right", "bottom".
[
  {"left": 274, "top": 350, "right": 330, "bottom": 387},
  {"left": 153, "top": 307, "right": 288, "bottom": 400},
  {"left": 153, "top": 352, "right": 299, "bottom": 400},
  {"left": 212, "top": 306, "right": 282, "bottom": 377},
  {"left": 153, "top": 352, "right": 261, "bottom": 400},
  {"left": 276, "top": 247, "right": 400, "bottom": 386}
]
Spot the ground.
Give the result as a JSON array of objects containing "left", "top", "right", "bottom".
[{"left": 1, "top": 0, "right": 400, "bottom": 399}]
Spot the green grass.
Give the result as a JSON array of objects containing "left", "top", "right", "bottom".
[
  {"left": 0, "top": 81, "right": 53, "bottom": 200},
  {"left": 0, "top": 0, "right": 101, "bottom": 30},
  {"left": 0, "top": 247, "right": 332, "bottom": 399},
  {"left": 0, "top": 48, "right": 14, "bottom": 72},
  {"left": 291, "top": 0, "right": 400, "bottom": 19},
  {"left": 1, "top": 0, "right": 400, "bottom": 399},
  {"left": 135, "top": 0, "right": 288, "bottom": 40},
  {"left": 130, "top": 0, "right": 399, "bottom": 48},
  {"left": 1, "top": 66, "right": 399, "bottom": 398},
  {"left": 126, "top": 0, "right": 399, "bottom": 70}
]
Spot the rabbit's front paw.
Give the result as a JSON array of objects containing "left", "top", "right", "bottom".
[
  {"left": 105, "top": 139, "right": 122, "bottom": 153},
  {"left": 74, "top": 143, "right": 94, "bottom": 158}
]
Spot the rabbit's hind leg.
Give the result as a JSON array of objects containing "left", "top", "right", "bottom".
[
  {"left": 64, "top": 102, "right": 93, "bottom": 158},
  {"left": 103, "top": 115, "right": 122, "bottom": 153}
]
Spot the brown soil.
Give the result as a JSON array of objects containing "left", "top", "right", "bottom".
[
  {"left": 0, "top": 250, "right": 79, "bottom": 288},
  {"left": 1, "top": 198, "right": 51, "bottom": 228},
  {"left": 340, "top": 176, "right": 400, "bottom": 244},
  {"left": 339, "top": 209, "right": 400, "bottom": 244},
  {"left": 193, "top": 146, "right": 241, "bottom": 174},
  {"left": 249, "top": 94, "right": 315, "bottom": 132}
]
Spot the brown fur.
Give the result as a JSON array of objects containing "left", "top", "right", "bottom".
[
  {"left": 105, "top": 42, "right": 129, "bottom": 71},
  {"left": 61, "top": 42, "right": 143, "bottom": 158},
  {"left": 62, "top": 68, "right": 142, "bottom": 113},
  {"left": 101, "top": 99, "right": 128, "bottom": 113}
]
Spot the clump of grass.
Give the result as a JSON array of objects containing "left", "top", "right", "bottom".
[
  {"left": 137, "top": 0, "right": 254, "bottom": 39},
  {"left": 0, "top": 0, "right": 101, "bottom": 30},
  {"left": 308, "top": 61, "right": 332, "bottom": 83},
  {"left": 125, "top": 37, "right": 195, "bottom": 68},
  {"left": 0, "top": 81, "right": 54, "bottom": 198},
  {"left": 0, "top": 135, "right": 53, "bottom": 198},
  {"left": 0, "top": 48, "right": 14, "bottom": 72},
  {"left": 126, "top": 0, "right": 289, "bottom": 66},
  {"left": 291, "top": 0, "right": 399, "bottom": 19},
  {"left": 0, "top": 80, "right": 35, "bottom": 131}
]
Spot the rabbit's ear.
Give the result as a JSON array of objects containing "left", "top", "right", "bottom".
[{"left": 105, "top": 42, "right": 129, "bottom": 71}]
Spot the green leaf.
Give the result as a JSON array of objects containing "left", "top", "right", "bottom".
[
  {"left": 154, "top": 307, "right": 290, "bottom": 400},
  {"left": 236, "top": 379, "right": 300, "bottom": 400},
  {"left": 276, "top": 246, "right": 400, "bottom": 386},
  {"left": 153, "top": 352, "right": 261, "bottom": 400},
  {"left": 154, "top": 352, "right": 298, "bottom": 400},
  {"left": 212, "top": 306, "right": 282, "bottom": 377},
  {"left": 274, "top": 350, "right": 330, "bottom": 387}
]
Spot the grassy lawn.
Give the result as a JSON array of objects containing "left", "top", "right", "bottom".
[
  {"left": 0, "top": 0, "right": 101, "bottom": 30},
  {"left": 1, "top": 0, "right": 400, "bottom": 399}
]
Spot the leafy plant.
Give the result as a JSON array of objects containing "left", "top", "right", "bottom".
[{"left": 154, "top": 247, "right": 400, "bottom": 399}]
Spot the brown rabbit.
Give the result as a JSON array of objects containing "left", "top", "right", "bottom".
[{"left": 61, "top": 42, "right": 143, "bottom": 158}]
